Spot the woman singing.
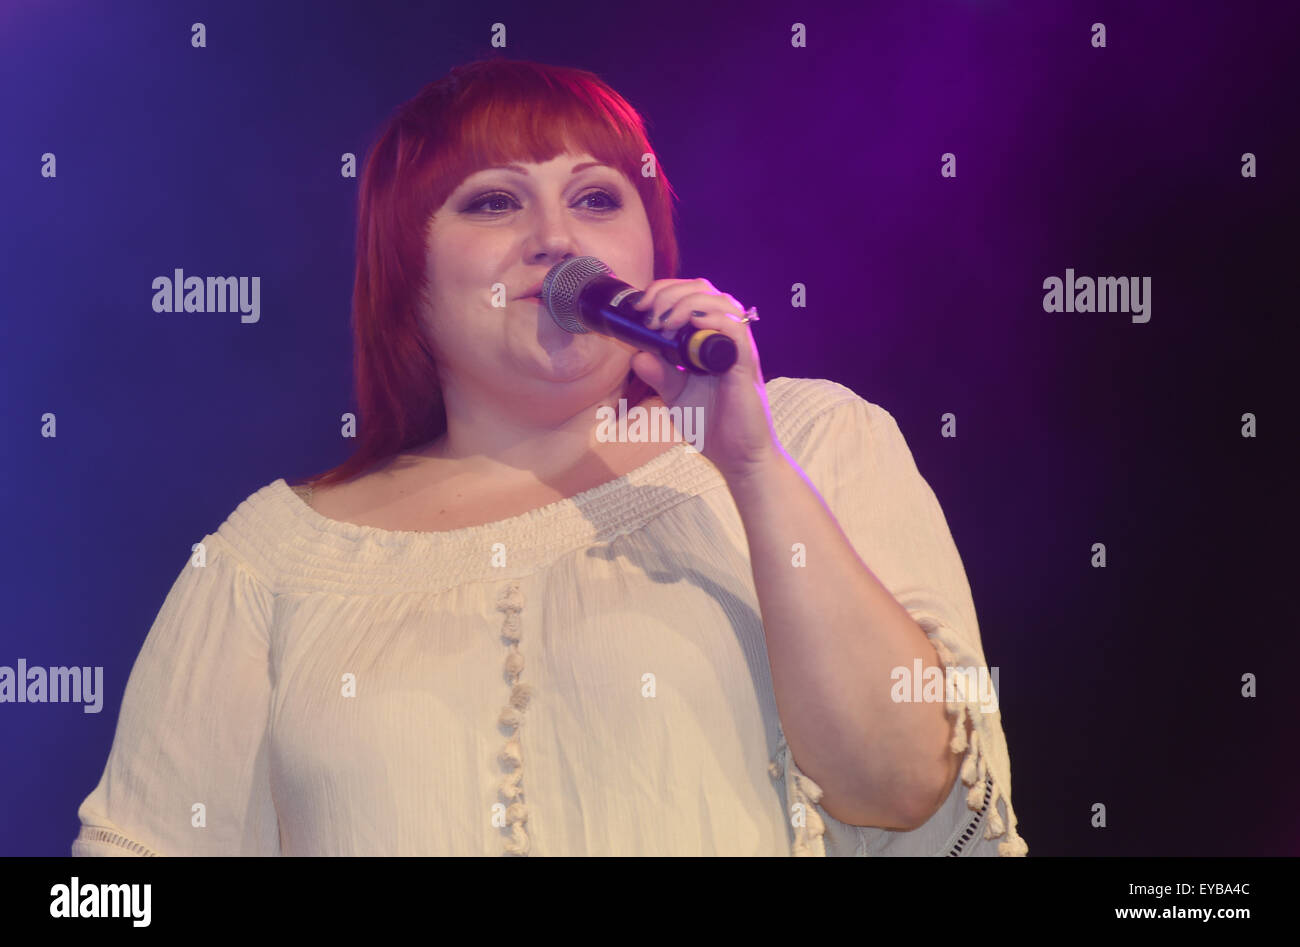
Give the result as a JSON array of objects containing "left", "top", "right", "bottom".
[{"left": 72, "top": 58, "right": 1027, "bottom": 856}]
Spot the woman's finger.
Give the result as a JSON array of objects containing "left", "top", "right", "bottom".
[{"left": 634, "top": 279, "right": 717, "bottom": 324}]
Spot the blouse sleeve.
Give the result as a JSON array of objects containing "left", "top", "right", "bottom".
[
  {"left": 773, "top": 383, "right": 1028, "bottom": 856},
  {"left": 71, "top": 535, "right": 280, "bottom": 856}
]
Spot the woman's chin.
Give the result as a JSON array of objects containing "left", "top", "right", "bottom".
[{"left": 533, "top": 336, "right": 627, "bottom": 384}]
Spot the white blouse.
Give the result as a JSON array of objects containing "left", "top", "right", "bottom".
[{"left": 71, "top": 376, "right": 1028, "bottom": 857}]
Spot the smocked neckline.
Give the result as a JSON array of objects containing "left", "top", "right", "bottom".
[{"left": 272, "top": 440, "right": 693, "bottom": 544}]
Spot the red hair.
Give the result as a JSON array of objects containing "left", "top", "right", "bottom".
[{"left": 294, "top": 57, "right": 680, "bottom": 490}]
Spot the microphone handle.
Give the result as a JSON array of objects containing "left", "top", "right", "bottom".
[{"left": 581, "top": 279, "right": 737, "bottom": 375}]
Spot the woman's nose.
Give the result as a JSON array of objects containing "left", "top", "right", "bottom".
[{"left": 525, "top": 206, "right": 581, "bottom": 264}]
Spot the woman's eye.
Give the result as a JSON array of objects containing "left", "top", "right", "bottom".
[
  {"left": 577, "top": 189, "right": 622, "bottom": 212},
  {"left": 464, "top": 189, "right": 622, "bottom": 215},
  {"left": 465, "top": 191, "right": 518, "bottom": 214}
]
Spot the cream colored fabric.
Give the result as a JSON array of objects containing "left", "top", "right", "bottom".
[{"left": 72, "top": 376, "right": 1027, "bottom": 857}]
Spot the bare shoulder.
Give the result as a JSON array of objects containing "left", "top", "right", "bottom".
[
  {"left": 298, "top": 453, "right": 485, "bottom": 531},
  {"left": 302, "top": 478, "right": 346, "bottom": 516},
  {"left": 297, "top": 433, "right": 676, "bottom": 533},
  {"left": 303, "top": 460, "right": 409, "bottom": 520},
  {"left": 301, "top": 477, "right": 360, "bottom": 520}
]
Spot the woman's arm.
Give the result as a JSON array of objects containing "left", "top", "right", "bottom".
[
  {"left": 727, "top": 445, "right": 962, "bottom": 831},
  {"left": 72, "top": 536, "right": 280, "bottom": 856}
]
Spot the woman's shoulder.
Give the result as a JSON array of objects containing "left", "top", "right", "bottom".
[
  {"left": 216, "top": 468, "right": 401, "bottom": 553},
  {"left": 766, "top": 375, "right": 865, "bottom": 409},
  {"left": 290, "top": 474, "right": 361, "bottom": 519},
  {"left": 283, "top": 463, "right": 439, "bottom": 533},
  {"left": 286, "top": 448, "right": 433, "bottom": 526},
  {"left": 765, "top": 376, "right": 878, "bottom": 441},
  {"left": 203, "top": 470, "right": 437, "bottom": 593}
]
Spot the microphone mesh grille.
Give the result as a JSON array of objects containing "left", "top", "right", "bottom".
[{"left": 541, "top": 256, "right": 610, "bottom": 333}]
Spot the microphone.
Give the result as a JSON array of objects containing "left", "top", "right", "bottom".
[{"left": 539, "top": 256, "right": 737, "bottom": 374}]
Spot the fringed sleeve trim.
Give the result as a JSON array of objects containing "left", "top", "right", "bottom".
[
  {"left": 927, "top": 630, "right": 1029, "bottom": 857},
  {"left": 945, "top": 772, "right": 993, "bottom": 856},
  {"left": 768, "top": 721, "right": 827, "bottom": 857},
  {"left": 495, "top": 581, "right": 534, "bottom": 856},
  {"left": 72, "top": 827, "right": 159, "bottom": 857}
]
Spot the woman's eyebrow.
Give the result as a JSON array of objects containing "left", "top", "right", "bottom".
[{"left": 475, "top": 161, "right": 610, "bottom": 176}]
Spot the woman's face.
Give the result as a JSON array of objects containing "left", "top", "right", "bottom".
[{"left": 421, "top": 149, "right": 655, "bottom": 413}]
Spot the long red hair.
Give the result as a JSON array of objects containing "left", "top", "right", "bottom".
[{"left": 294, "top": 57, "right": 681, "bottom": 490}]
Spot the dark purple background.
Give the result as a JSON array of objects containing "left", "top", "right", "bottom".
[{"left": 2, "top": 0, "right": 1295, "bottom": 856}]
